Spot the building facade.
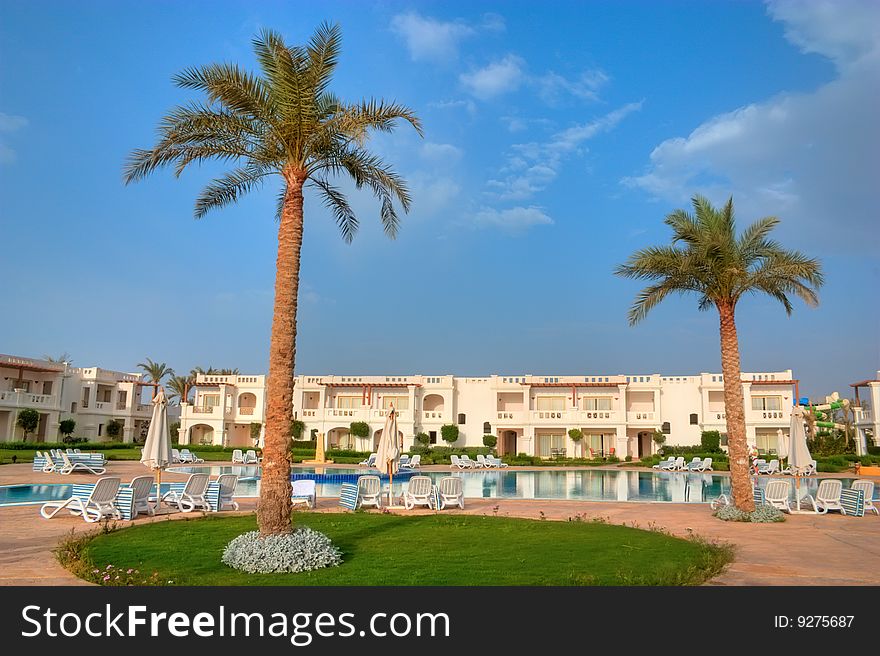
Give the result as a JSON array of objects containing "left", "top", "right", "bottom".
[
  {"left": 0, "top": 353, "right": 178, "bottom": 443},
  {"left": 291, "top": 371, "right": 799, "bottom": 458},
  {"left": 177, "top": 373, "right": 266, "bottom": 447},
  {"left": 853, "top": 371, "right": 880, "bottom": 451}
]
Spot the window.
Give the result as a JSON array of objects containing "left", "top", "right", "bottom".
[
  {"left": 203, "top": 394, "right": 220, "bottom": 408},
  {"left": 583, "top": 397, "right": 612, "bottom": 411},
  {"left": 537, "top": 433, "right": 565, "bottom": 457},
  {"left": 382, "top": 396, "right": 409, "bottom": 410},
  {"left": 81, "top": 387, "right": 90, "bottom": 408},
  {"left": 483, "top": 422, "right": 491, "bottom": 434},
  {"left": 336, "top": 396, "right": 362, "bottom": 409},
  {"left": 689, "top": 413, "right": 698, "bottom": 425},
  {"left": 536, "top": 396, "right": 566, "bottom": 411},
  {"left": 661, "top": 422, "right": 671, "bottom": 434},
  {"left": 457, "top": 413, "right": 466, "bottom": 424},
  {"left": 70, "top": 402, "right": 77, "bottom": 413},
  {"left": 751, "top": 396, "right": 782, "bottom": 411},
  {"left": 98, "top": 423, "right": 103, "bottom": 436},
  {"left": 429, "top": 430, "right": 437, "bottom": 445},
  {"left": 42, "top": 381, "right": 53, "bottom": 395},
  {"left": 755, "top": 429, "right": 780, "bottom": 455}
]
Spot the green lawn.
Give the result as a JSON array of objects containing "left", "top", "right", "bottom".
[
  {"left": 74, "top": 513, "right": 731, "bottom": 586},
  {"left": 0, "top": 447, "right": 236, "bottom": 464}
]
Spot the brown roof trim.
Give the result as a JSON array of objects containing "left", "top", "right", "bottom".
[
  {"left": 747, "top": 379, "right": 798, "bottom": 385},
  {"left": 322, "top": 382, "right": 420, "bottom": 388},
  {"left": 850, "top": 380, "right": 880, "bottom": 387},
  {"left": 524, "top": 382, "right": 622, "bottom": 388}
]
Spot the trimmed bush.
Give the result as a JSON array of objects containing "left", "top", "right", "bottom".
[
  {"left": 221, "top": 528, "right": 342, "bottom": 574},
  {"left": 714, "top": 505, "right": 785, "bottom": 523},
  {"left": 349, "top": 422, "right": 370, "bottom": 440},
  {"left": 482, "top": 434, "right": 497, "bottom": 448},
  {"left": 700, "top": 430, "right": 722, "bottom": 453},
  {"left": 440, "top": 424, "right": 459, "bottom": 445},
  {"left": 105, "top": 419, "right": 123, "bottom": 439},
  {"left": 415, "top": 432, "right": 430, "bottom": 447},
  {"left": 16, "top": 409, "right": 39, "bottom": 440},
  {"left": 289, "top": 419, "right": 305, "bottom": 440}
]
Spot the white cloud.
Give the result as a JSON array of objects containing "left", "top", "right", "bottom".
[
  {"left": 481, "top": 13, "right": 506, "bottom": 32},
  {"left": 420, "top": 142, "right": 463, "bottom": 163},
  {"left": 410, "top": 175, "right": 461, "bottom": 218},
  {"left": 535, "top": 69, "right": 609, "bottom": 104},
  {"left": 471, "top": 206, "right": 554, "bottom": 232},
  {"left": 460, "top": 54, "right": 526, "bottom": 99},
  {"left": 427, "top": 98, "right": 476, "bottom": 113},
  {"left": 487, "top": 102, "right": 643, "bottom": 200},
  {"left": 0, "top": 112, "right": 27, "bottom": 164},
  {"left": 624, "top": 1, "right": 879, "bottom": 249},
  {"left": 390, "top": 12, "right": 475, "bottom": 62}
]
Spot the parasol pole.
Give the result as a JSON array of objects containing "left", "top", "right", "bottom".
[
  {"left": 388, "top": 461, "right": 393, "bottom": 507},
  {"left": 155, "top": 467, "right": 162, "bottom": 510}
]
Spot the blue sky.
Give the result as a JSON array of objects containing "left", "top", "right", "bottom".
[{"left": 0, "top": 0, "right": 877, "bottom": 398}]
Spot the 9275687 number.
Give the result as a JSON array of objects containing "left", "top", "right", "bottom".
[{"left": 797, "top": 616, "right": 853, "bottom": 628}]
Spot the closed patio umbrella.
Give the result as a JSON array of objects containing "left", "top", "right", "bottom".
[
  {"left": 375, "top": 407, "right": 400, "bottom": 507},
  {"left": 788, "top": 404, "right": 813, "bottom": 512},
  {"left": 140, "top": 386, "right": 173, "bottom": 509}
]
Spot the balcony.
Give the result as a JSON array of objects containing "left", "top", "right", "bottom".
[
  {"left": 0, "top": 390, "right": 58, "bottom": 409},
  {"left": 117, "top": 402, "right": 127, "bottom": 410},
  {"left": 496, "top": 410, "right": 526, "bottom": 424},
  {"left": 327, "top": 408, "right": 367, "bottom": 420},
  {"left": 578, "top": 410, "right": 619, "bottom": 423},
  {"left": 191, "top": 405, "right": 219, "bottom": 416},
  {"left": 749, "top": 410, "right": 788, "bottom": 424},
  {"left": 626, "top": 411, "right": 656, "bottom": 423},
  {"left": 531, "top": 410, "right": 570, "bottom": 423},
  {"left": 421, "top": 411, "right": 446, "bottom": 422}
]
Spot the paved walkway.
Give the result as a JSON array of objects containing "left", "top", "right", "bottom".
[{"left": 2, "top": 461, "right": 878, "bottom": 586}]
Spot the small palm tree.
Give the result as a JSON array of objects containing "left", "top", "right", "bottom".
[
  {"left": 615, "top": 195, "right": 823, "bottom": 512},
  {"left": 166, "top": 375, "right": 193, "bottom": 405},
  {"left": 44, "top": 353, "right": 73, "bottom": 365},
  {"left": 137, "top": 358, "right": 174, "bottom": 399},
  {"left": 124, "top": 24, "right": 421, "bottom": 535}
]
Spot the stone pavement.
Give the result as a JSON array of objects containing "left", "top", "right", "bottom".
[{"left": 1, "top": 461, "right": 878, "bottom": 586}]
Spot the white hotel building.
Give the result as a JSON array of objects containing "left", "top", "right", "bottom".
[
  {"left": 0, "top": 353, "right": 178, "bottom": 443},
  {"left": 179, "top": 369, "right": 803, "bottom": 457}
]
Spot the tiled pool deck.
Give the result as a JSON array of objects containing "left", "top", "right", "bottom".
[{"left": 1, "top": 461, "right": 878, "bottom": 586}]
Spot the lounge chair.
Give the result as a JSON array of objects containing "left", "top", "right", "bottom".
[
  {"left": 290, "top": 479, "right": 316, "bottom": 509},
  {"left": 438, "top": 477, "right": 464, "bottom": 509},
  {"left": 231, "top": 449, "right": 245, "bottom": 464},
  {"left": 244, "top": 450, "right": 259, "bottom": 464},
  {"left": 459, "top": 455, "right": 479, "bottom": 469},
  {"left": 400, "top": 454, "right": 421, "bottom": 470},
  {"left": 40, "top": 477, "right": 121, "bottom": 523},
  {"left": 764, "top": 479, "right": 793, "bottom": 512},
  {"left": 809, "top": 480, "right": 844, "bottom": 514},
  {"left": 758, "top": 459, "right": 780, "bottom": 475},
  {"left": 127, "top": 475, "right": 156, "bottom": 517},
  {"left": 402, "top": 476, "right": 434, "bottom": 510},
  {"left": 171, "top": 448, "right": 182, "bottom": 463},
  {"left": 652, "top": 456, "right": 674, "bottom": 470},
  {"left": 357, "top": 475, "right": 382, "bottom": 509},
  {"left": 399, "top": 454, "right": 410, "bottom": 468},
  {"left": 450, "top": 454, "right": 467, "bottom": 469},
  {"left": 476, "top": 454, "right": 490, "bottom": 468},
  {"left": 487, "top": 456, "right": 509, "bottom": 468},
  {"left": 59, "top": 451, "right": 106, "bottom": 475},
  {"left": 161, "top": 473, "right": 210, "bottom": 512},
  {"left": 697, "top": 458, "right": 713, "bottom": 472},
  {"left": 686, "top": 457, "right": 704, "bottom": 471},
  {"left": 216, "top": 473, "right": 240, "bottom": 511},
  {"left": 359, "top": 453, "right": 377, "bottom": 467},
  {"left": 41, "top": 452, "right": 60, "bottom": 473},
  {"left": 179, "top": 449, "right": 204, "bottom": 464},
  {"left": 339, "top": 483, "right": 359, "bottom": 510},
  {"left": 851, "top": 480, "right": 878, "bottom": 516},
  {"left": 667, "top": 456, "right": 686, "bottom": 471}
]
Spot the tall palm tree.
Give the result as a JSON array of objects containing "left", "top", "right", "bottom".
[
  {"left": 137, "top": 358, "right": 174, "bottom": 399},
  {"left": 124, "top": 25, "right": 421, "bottom": 535},
  {"left": 44, "top": 353, "right": 73, "bottom": 365},
  {"left": 167, "top": 375, "right": 193, "bottom": 405},
  {"left": 615, "top": 195, "right": 823, "bottom": 512}
]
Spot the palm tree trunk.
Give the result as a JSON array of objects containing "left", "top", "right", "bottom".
[
  {"left": 257, "top": 173, "right": 304, "bottom": 535},
  {"left": 717, "top": 300, "right": 755, "bottom": 512}
]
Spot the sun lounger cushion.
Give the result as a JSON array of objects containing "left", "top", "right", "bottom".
[
  {"left": 431, "top": 485, "right": 441, "bottom": 511},
  {"left": 164, "top": 481, "right": 221, "bottom": 511},
  {"left": 35, "top": 453, "right": 106, "bottom": 471},
  {"left": 339, "top": 483, "right": 359, "bottom": 511},
  {"left": 753, "top": 487, "right": 765, "bottom": 506},
  {"left": 70, "top": 483, "right": 136, "bottom": 520},
  {"left": 840, "top": 488, "right": 865, "bottom": 517}
]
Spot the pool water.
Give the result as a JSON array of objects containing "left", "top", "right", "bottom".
[{"left": 1, "top": 470, "right": 861, "bottom": 506}]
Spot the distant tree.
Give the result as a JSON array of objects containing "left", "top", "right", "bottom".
[
  {"left": 568, "top": 428, "right": 584, "bottom": 457},
  {"left": 415, "top": 432, "right": 430, "bottom": 447},
  {"left": 349, "top": 421, "right": 370, "bottom": 444},
  {"left": 59, "top": 419, "right": 76, "bottom": 441},
  {"left": 482, "top": 434, "right": 497, "bottom": 449},
  {"left": 250, "top": 422, "right": 263, "bottom": 445},
  {"left": 16, "top": 409, "right": 39, "bottom": 441},
  {"left": 167, "top": 375, "right": 194, "bottom": 405},
  {"left": 105, "top": 419, "right": 123, "bottom": 440},
  {"left": 441, "top": 424, "right": 459, "bottom": 445},
  {"left": 137, "top": 358, "right": 174, "bottom": 398},
  {"left": 44, "top": 352, "right": 73, "bottom": 365},
  {"left": 290, "top": 419, "right": 306, "bottom": 440}
]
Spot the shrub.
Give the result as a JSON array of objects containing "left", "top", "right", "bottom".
[
  {"left": 349, "top": 422, "right": 370, "bottom": 440},
  {"left": 440, "top": 424, "right": 459, "bottom": 445},
  {"left": 16, "top": 409, "right": 39, "bottom": 440},
  {"left": 807, "top": 430, "right": 854, "bottom": 456},
  {"left": 105, "top": 419, "right": 123, "bottom": 439},
  {"left": 249, "top": 422, "right": 262, "bottom": 444},
  {"left": 59, "top": 419, "right": 76, "bottom": 441},
  {"left": 482, "top": 434, "right": 497, "bottom": 448},
  {"left": 625, "top": 455, "right": 632, "bottom": 462},
  {"left": 221, "top": 528, "right": 342, "bottom": 574},
  {"left": 415, "top": 432, "right": 430, "bottom": 447},
  {"left": 700, "top": 430, "right": 722, "bottom": 453},
  {"left": 713, "top": 505, "right": 785, "bottom": 523},
  {"left": 289, "top": 420, "right": 305, "bottom": 439}
]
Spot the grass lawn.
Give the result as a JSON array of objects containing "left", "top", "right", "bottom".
[
  {"left": 72, "top": 512, "right": 732, "bottom": 586},
  {"left": 0, "top": 448, "right": 236, "bottom": 464}
]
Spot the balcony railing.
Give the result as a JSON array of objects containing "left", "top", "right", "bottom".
[
  {"left": 749, "top": 410, "right": 787, "bottom": 422},
  {"left": 136, "top": 404, "right": 152, "bottom": 412},
  {"left": 0, "top": 390, "right": 57, "bottom": 408},
  {"left": 626, "top": 411, "right": 656, "bottom": 422},
  {"left": 421, "top": 411, "right": 445, "bottom": 421},
  {"left": 192, "top": 406, "right": 218, "bottom": 415},
  {"left": 496, "top": 410, "right": 526, "bottom": 423},
  {"left": 117, "top": 402, "right": 127, "bottom": 410},
  {"left": 239, "top": 407, "right": 255, "bottom": 415}
]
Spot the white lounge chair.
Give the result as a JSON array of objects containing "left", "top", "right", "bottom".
[
  {"left": 699, "top": 458, "right": 713, "bottom": 472},
  {"left": 357, "top": 475, "right": 382, "bottom": 509},
  {"left": 161, "top": 473, "right": 210, "bottom": 512},
  {"left": 759, "top": 459, "right": 780, "bottom": 475},
  {"left": 231, "top": 449, "right": 245, "bottom": 464},
  {"left": 179, "top": 449, "right": 204, "bottom": 464},
  {"left": 851, "top": 480, "right": 878, "bottom": 516},
  {"left": 450, "top": 454, "right": 466, "bottom": 469},
  {"left": 127, "top": 475, "right": 156, "bottom": 517},
  {"left": 487, "top": 456, "right": 509, "bottom": 468},
  {"left": 662, "top": 456, "right": 684, "bottom": 471},
  {"left": 244, "top": 449, "right": 259, "bottom": 464},
  {"left": 402, "top": 476, "right": 434, "bottom": 510},
  {"left": 399, "top": 454, "right": 410, "bottom": 468},
  {"left": 359, "top": 453, "right": 377, "bottom": 467},
  {"left": 41, "top": 451, "right": 62, "bottom": 473},
  {"left": 400, "top": 454, "right": 421, "bottom": 470},
  {"left": 476, "top": 454, "right": 490, "bottom": 468},
  {"left": 438, "top": 477, "right": 464, "bottom": 509},
  {"left": 652, "top": 456, "right": 674, "bottom": 470},
  {"left": 459, "top": 455, "right": 479, "bottom": 469},
  {"left": 60, "top": 451, "right": 106, "bottom": 475},
  {"left": 171, "top": 448, "right": 182, "bottom": 463},
  {"left": 764, "top": 479, "right": 793, "bottom": 512},
  {"left": 290, "top": 479, "right": 316, "bottom": 509},
  {"left": 217, "top": 473, "right": 240, "bottom": 511},
  {"left": 810, "top": 479, "right": 844, "bottom": 514},
  {"left": 40, "top": 477, "right": 121, "bottom": 523}
]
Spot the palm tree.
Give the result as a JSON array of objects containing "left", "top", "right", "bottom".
[
  {"left": 44, "top": 353, "right": 73, "bottom": 365},
  {"left": 167, "top": 375, "right": 193, "bottom": 405},
  {"left": 615, "top": 195, "right": 823, "bottom": 512},
  {"left": 124, "top": 25, "right": 421, "bottom": 535},
  {"left": 137, "top": 358, "right": 174, "bottom": 399}
]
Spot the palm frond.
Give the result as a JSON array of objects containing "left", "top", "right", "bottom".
[
  {"left": 310, "top": 177, "right": 359, "bottom": 242},
  {"left": 194, "top": 164, "right": 271, "bottom": 219}
]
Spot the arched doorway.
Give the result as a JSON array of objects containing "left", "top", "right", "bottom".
[
  {"left": 373, "top": 428, "right": 404, "bottom": 451},
  {"left": 238, "top": 392, "right": 257, "bottom": 416},
  {"left": 189, "top": 423, "right": 215, "bottom": 445}
]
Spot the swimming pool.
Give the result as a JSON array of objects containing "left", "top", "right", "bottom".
[{"left": 0, "top": 470, "right": 862, "bottom": 506}]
